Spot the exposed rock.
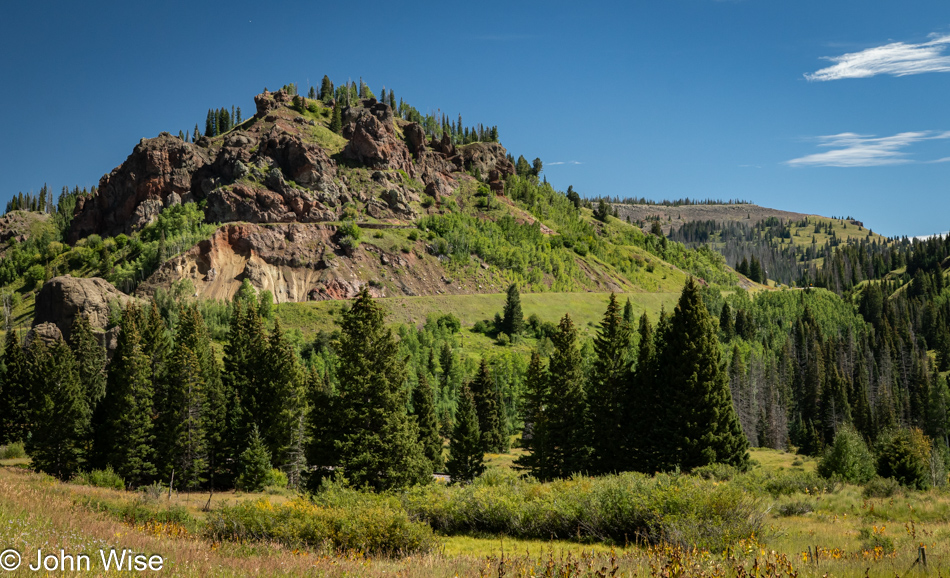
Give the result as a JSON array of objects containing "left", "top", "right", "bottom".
[
  {"left": 404, "top": 123, "right": 427, "bottom": 158},
  {"left": 254, "top": 89, "right": 292, "bottom": 117},
  {"left": 342, "top": 104, "right": 415, "bottom": 176},
  {"left": 69, "top": 134, "right": 213, "bottom": 242},
  {"left": 32, "top": 276, "right": 138, "bottom": 342},
  {"left": 460, "top": 142, "right": 515, "bottom": 179},
  {"left": 0, "top": 211, "right": 52, "bottom": 251},
  {"left": 27, "top": 322, "right": 64, "bottom": 346}
]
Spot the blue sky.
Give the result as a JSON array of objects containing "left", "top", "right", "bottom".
[{"left": 2, "top": 0, "right": 948, "bottom": 237}]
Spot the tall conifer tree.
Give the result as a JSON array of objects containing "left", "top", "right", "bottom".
[
  {"left": 469, "top": 359, "right": 504, "bottom": 453},
  {"left": 588, "top": 293, "right": 631, "bottom": 474},
  {"left": 545, "top": 314, "right": 590, "bottom": 477},
  {"left": 655, "top": 278, "right": 749, "bottom": 471},
  {"left": 446, "top": 384, "right": 484, "bottom": 483},
  {"left": 513, "top": 351, "right": 550, "bottom": 479},
  {"left": 413, "top": 374, "right": 444, "bottom": 470},
  {"left": 335, "top": 289, "right": 430, "bottom": 490}
]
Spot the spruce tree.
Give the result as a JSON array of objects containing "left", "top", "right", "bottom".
[
  {"left": 26, "top": 339, "right": 88, "bottom": 480},
  {"left": 446, "top": 384, "right": 484, "bottom": 483},
  {"left": 719, "top": 302, "right": 735, "bottom": 342},
  {"left": 96, "top": 305, "right": 157, "bottom": 486},
  {"left": 329, "top": 102, "right": 343, "bottom": 134},
  {"left": 545, "top": 314, "right": 591, "bottom": 477},
  {"left": 413, "top": 374, "right": 444, "bottom": 470},
  {"left": 654, "top": 278, "right": 749, "bottom": 471},
  {"left": 305, "top": 366, "right": 340, "bottom": 489},
  {"left": 320, "top": 75, "right": 333, "bottom": 101},
  {"left": 68, "top": 314, "right": 106, "bottom": 413},
  {"left": 158, "top": 343, "right": 208, "bottom": 490},
  {"left": 513, "top": 351, "right": 550, "bottom": 479},
  {"left": 236, "top": 424, "right": 272, "bottom": 492},
  {"left": 501, "top": 284, "right": 524, "bottom": 337},
  {"left": 469, "top": 359, "right": 504, "bottom": 453},
  {"left": 588, "top": 293, "right": 631, "bottom": 474},
  {"left": 176, "top": 305, "right": 227, "bottom": 487},
  {"left": 626, "top": 312, "right": 658, "bottom": 471},
  {"left": 335, "top": 288, "right": 430, "bottom": 490},
  {"left": 262, "top": 319, "right": 306, "bottom": 468},
  {"left": 0, "top": 330, "right": 28, "bottom": 444}
]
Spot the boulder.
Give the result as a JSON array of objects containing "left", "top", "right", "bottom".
[
  {"left": 32, "top": 275, "right": 138, "bottom": 342},
  {"left": 342, "top": 105, "right": 415, "bottom": 176}
]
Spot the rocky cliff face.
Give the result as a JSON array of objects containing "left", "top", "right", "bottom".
[
  {"left": 138, "top": 222, "right": 494, "bottom": 303},
  {"left": 68, "top": 90, "right": 515, "bottom": 245}
]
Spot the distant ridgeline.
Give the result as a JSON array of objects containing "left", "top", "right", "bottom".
[
  {"left": 604, "top": 197, "right": 753, "bottom": 206},
  {"left": 667, "top": 214, "right": 937, "bottom": 291}
]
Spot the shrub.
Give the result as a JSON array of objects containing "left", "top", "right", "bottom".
[
  {"left": 434, "top": 313, "right": 461, "bottom": 333},
  {"left": 0, "top": 442, "right": 26, "bottom": 460},
  {"left": 573, "top": 242, "right": 589, "bottom": 256},
  {"left": 206, "top": 497, "right": 437, "bottom": 555},
  {"left": 862, "top": 477, "right": 902, "bottom": 499},
  {"left": 402, "top": 471, "right": 764, "bottom": 551},
  {"left": 775, "top": 499, "right": 814, "bottom": 517},
  {"left": 757, "top": 470, "right": 838, "bottom": 497},
  {"left": 817, "top": 426, "right": 876, "bottom": 484},
  {"left": 71, "top": 467, "right": 125, "bottom": 490},
  {"left": 875, "top": 428, "right": 932, "bottom": 489},
  {"left": 496, "top": 332, "right": 510, "bottom": 346},
  {"left": 265, "top": 468, "right": 288, "bottom": 489},
  {"left": 407, "top": 230, "right": 419, "bottom": 241},
  {"left": 25, "top": 264, "right": 46, "bottom": 287},
  {"left": 421, "top": 195, "right": 435, "bottom": 208},
  {"left": 692, "top": 463, "right": 738, "bottom": 482},
  {"left": 858, "top": 527, "right": 894, "bottom": 553}
]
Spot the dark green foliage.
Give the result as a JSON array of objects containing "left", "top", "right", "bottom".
[
  {"left": 236, "top": 425, "right": 272, "bottom": 492},
  {"left": 514, "top": 351, "right": 549, "bottom": 479},
  {"left": 719, "top": 301, "right": 734, "bottom": 341},
  {"left": 25, "top": 339, "right": 88, "bottom": 480},
  {"left": 334, "top": 289, "right": 430, "bottom": 491},
  {"left": 469, "top": 359, "right": 505, "bottom": 453},
  {"left": 545, "top": 315, "right": 591, "bottom": 477},
  {"left": 68, "top": 314, "right": 106, "bottom": 416},
  {"left": 329, "top": 102, "right": 343, "bottom": 134},
  {"left": 0, "top": 330, "right": 28, "bottom": 444},
  {"left": 655, "top": 278, "right": 749, "bottom": 471},
  {"left": 625, "top": 313, "right": 657, "bottom": 472},
  {"left": 875, "top": 428, "right": 932, "bottom": 490},
  {"left": 817, "top": 426, "right": 876, "bottom": 483},
  {"left": 96, "top": 305, "right": 157, "bottom": 486},
  {"left": 594, "top": 199, "right": 611, "bottom": 222},
  {"left": 446, "top": 385, "right": 484, "bottom": 483},
  {"left": 413, "top": 374, "right": 444, "bottom": 471},
  {"left": 158, "top": 343, "right": 208, "bottom": 490},
  {"left": 588, "top": 293, "right": 632, "bottom": 474},
  {"left": 501, "top": 284, "right": 524, "bottom": 337},
  {"left": 515, "top": 155, "right": 532, "bottom": 177}
]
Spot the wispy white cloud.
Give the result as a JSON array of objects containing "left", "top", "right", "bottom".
[
  {"left": 914, "top": 231, "right": 949, "bottom": 241},
  {"left": 548, "top": 161, "right": 583, "bottom": 166},
  {"left": 806, "top": 34, "right": 950, "bottom": 81},
  {"left": 786, "top": 131, "right": 950, "bottom": 167}
]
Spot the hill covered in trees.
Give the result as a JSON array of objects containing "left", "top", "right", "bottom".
[{"left": 0, "top": 77, "right": 948, "bottom": 516}]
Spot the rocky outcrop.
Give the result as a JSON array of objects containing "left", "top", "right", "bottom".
[
  {"left": 460, "top": 142, "right": 515, "bottom": 179},
  {"left": 69, "top": 134, "right": 213, "bottom": 242},
  {"left": 68, "top": 89, "right": 519, "bottom": 244},
  {"left": 342, "top": 100, "right": 415, "bottom": 176},
  {"left": 32, "top": 275, "right": 138, "bottom": 342}
]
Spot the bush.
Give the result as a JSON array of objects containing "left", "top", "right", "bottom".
[
  {"left": 817, "top": 427, "right": 876, "bottom": 484},
  {"left": 875, "top": 428, "right": 932, "bottom": 489},
  {"left": 0, "top": 442, "right": 26, "bottom": 460},
  {"left": 402, "top": 471, "right": 764, "bottom": 551},
  {"left": 206, "top": 496, "right": 437, "bottom": 555},
  {"left": 775, "top": 499, "right": 814, "bottom": 517},
  {"left": 25, "top": 264, "right": 46, "bottom": 287},
  {"left": 862, "top": 477, "right": 902, "bottom": 499},
  {"left": 858, "top": 527, "right": 895, "bottom": 553},
  {"left": 496, "top": 332, "right": 510, "bottom": 346},
  {"left": 757, "top": 470, "right": 838, "bottom": 497},
  {"left": 71, "top": 467, "right": 125, "bottom": 490},
  {"left": 265, "top": 468, "right": 288, "bottom": 489},
  {"left": 434, "top": 313, "right": 461, "bottom": 333},
  {"left": 407, "top": 230, "right": 419, "bottom": 242},
  {"left": 692, "top": 463, "right": 738, "bottom": 482}
]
